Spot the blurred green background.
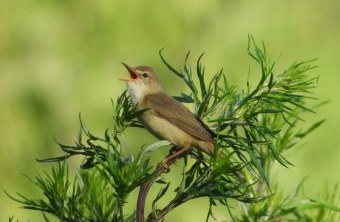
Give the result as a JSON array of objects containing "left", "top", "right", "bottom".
[{"left": 1, "top": 0, "right": 340, "bottom": 221}]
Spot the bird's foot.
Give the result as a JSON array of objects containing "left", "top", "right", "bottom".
[
  {"left": 157, "top": 160, "right": 170, "bottom": 173},
  {"left": 156, "top": 147, "right": 190, "bottom": 173}
]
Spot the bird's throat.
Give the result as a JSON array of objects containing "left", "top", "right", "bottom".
[{"left": 126, "top": 81, "right": 146, "bottom": 105}]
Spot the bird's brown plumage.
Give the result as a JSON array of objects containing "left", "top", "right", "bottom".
[{"left": 142, "top": 92, "right": 215, "bottom": 143}]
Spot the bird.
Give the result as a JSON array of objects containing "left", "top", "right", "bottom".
[{"left": 120, "top": 63, "right": 216, "bottom": 161}]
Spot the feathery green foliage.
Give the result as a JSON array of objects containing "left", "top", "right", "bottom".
[{"left": 7, "top": 37, "right": 340, "bottom": 221}]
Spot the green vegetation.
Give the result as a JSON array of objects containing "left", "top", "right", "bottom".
[{"left": 6, "top": 37, "right": 340, "bottom": 221}]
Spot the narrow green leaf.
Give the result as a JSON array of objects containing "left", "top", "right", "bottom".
[
  {"left": 197, "top": 53, "right": 207, "bottom": 98},
  {"left": 152, "top": 183, "right": 171, "bottom": 215},
  {"left": 79, "top": 113, "right": 97, "bottom": 140},
  {"left": 159, "top": 48, "right": 184, "bottom": 78},
  {"left": 296, "top": 119, "right": 325, "bottom": 138},
  {"left": 141, "top": 140, "right": 171, "bottom": 157}
]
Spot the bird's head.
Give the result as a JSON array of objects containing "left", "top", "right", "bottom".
[{"left": 120, "top": 63, "right": 162, "bottom": 104}]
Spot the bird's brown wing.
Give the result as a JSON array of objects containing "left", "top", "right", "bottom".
[{"left": 143, "top": 92, "right": 215, "bottom": 143}]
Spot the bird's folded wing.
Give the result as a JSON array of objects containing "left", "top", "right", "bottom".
[{"left": 143, "top": 93, "right": 215, "bottom": 143}]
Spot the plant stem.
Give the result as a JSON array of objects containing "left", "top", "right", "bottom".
[
  {"left": 120, "top": 131, "right": 134, "bottom": 161},
  {"left": 118, "top": 196, "right": 124, "bottom": 222},
  {"left": 136, "top": 156, "right": 179, "bottom": 222},
  {"left": 151, "top": 202, "right": 176, "bottom": 222}
]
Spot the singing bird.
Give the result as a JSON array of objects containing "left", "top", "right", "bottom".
[{"left": 120, "top": 63, "right": 216, "bottom": 158}]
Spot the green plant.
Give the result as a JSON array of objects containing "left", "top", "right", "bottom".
[{"left": 7, "top": 36, "right": 340, "bottom": 222}]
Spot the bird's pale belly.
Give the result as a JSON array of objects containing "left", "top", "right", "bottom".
[
  {"left": 139, "top": 112, "right": 214, "bottom": 155},
  {"left": 140, "top": 113, "right": 193, "bottom": 147}
]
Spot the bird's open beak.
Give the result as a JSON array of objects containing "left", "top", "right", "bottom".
[{"left": 119, "top": 62, "right": 139, "bottom": 81}]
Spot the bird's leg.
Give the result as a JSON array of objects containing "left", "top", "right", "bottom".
[{"left": 157, "top": 146, "right": 190, "bottom": 171}]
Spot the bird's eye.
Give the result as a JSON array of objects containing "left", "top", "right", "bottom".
[{"left": 142, "top": 73, "right": 149, "bottom": 78}]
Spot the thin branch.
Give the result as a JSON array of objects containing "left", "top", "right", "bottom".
[{"left": 136, "top": 157, "right": 178, "bottom": 222}]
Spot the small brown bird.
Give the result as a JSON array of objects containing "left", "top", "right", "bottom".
[{"left": 120, "top": 63, "right": 215, "bottom": 158}]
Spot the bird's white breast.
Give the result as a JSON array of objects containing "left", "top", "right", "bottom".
[{"left": 126, "top": 81, "right": 148, "bottom": 105}]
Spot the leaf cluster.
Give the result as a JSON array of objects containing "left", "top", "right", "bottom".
[
  {"left": 7, "top": 92, "right": 158, "bottom": 221},
  {"left": 161, "top": 36, "right": 323, "bottom": 187},
  {"left": 8, "top": 164, "right": 117, "bottom": 221},
  {"left": 7, "top": 36, "right": 339, "bottom": 222},
  {"left": 237, "top": 179, "right": 340, "bottom": 222}
]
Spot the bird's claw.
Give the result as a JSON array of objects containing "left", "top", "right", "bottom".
[{"left": 157, "top": 161, "right": 170, "bottom": 173}]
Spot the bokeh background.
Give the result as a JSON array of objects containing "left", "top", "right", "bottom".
[{"left": 1, "top": 0, "right": 339, "bottom": 221}]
